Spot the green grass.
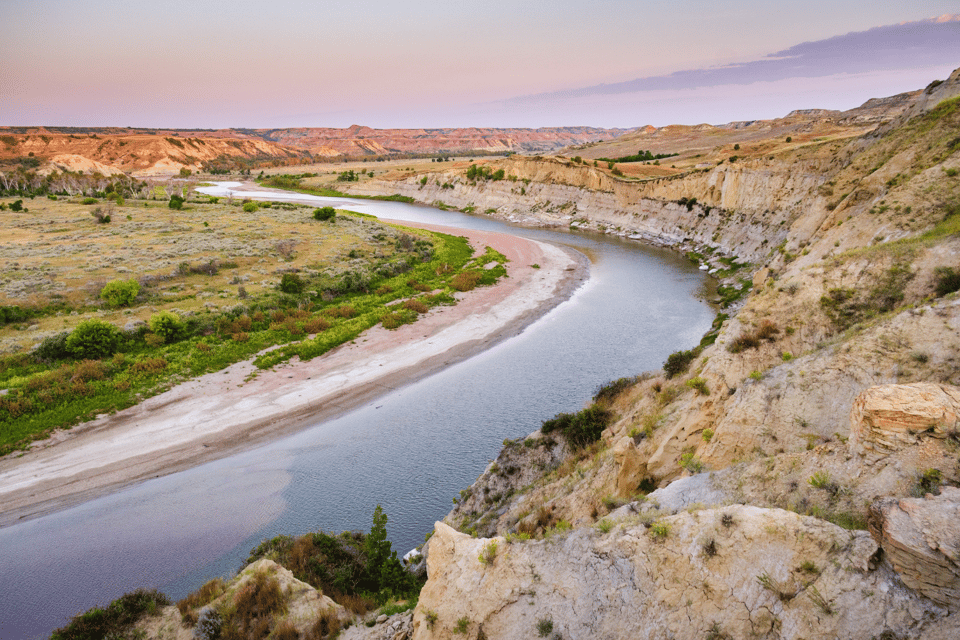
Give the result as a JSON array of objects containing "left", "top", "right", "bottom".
[{"left": 259, "top": 175, "right": 414, "bottom": 202}]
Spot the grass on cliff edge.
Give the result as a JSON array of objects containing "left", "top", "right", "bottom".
[{"left": 0, "top": 197, "right": 507, "bottom": 456}]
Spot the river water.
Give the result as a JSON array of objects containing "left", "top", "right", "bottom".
[{"left": 0, "top": 185, "right": 714, "bottom": 639}]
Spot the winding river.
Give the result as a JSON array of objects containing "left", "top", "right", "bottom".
[{"left": 0, "top": 185, "right": 714, "bottom": 639}]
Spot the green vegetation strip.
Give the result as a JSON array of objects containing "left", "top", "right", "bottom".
[
  {"left": 0, "top": 231, "right": 507, "bottom": 456},
  {"left": 259, "top": 174, "right": 414, "bottom": 202}
]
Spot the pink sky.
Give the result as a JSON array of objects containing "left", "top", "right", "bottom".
[{"left": 1, "top": 1, "right": 958, "bottom": 128}]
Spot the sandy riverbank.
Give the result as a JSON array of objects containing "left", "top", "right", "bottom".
[{"left": 0, "top": 223, "right": 587, "bottom": 527}]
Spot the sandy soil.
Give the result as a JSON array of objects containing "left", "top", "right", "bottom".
[{"left": 0, "top": 222, "right": 587, "bottom": 527}]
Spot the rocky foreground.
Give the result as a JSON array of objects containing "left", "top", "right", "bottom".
[{"left": 100, "top": 69, "right": 960, "bottom": 639}]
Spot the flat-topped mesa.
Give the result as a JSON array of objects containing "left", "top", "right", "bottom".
[{"left": 849, "top": 383, "right": 960, "bottom": 456}]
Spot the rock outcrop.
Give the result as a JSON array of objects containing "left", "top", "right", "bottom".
[
  {"left": 850, "top": 383, "right": 960, "bottom": 456},
  {"left": 869, "top": 488, "right": 960, "bottom": 608},
  {"left": 413, "top": 510, "right": 957, "bottom": 640}
]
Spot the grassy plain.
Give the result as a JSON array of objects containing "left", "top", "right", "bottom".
[{"left": 0, "top": 193, "right": 506, "bottom": 455}]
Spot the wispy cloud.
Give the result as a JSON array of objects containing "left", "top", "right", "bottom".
[{"left": 506, "top": 15, "right": 960, "bottom": 105}]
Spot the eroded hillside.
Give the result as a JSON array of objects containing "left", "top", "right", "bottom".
[{"left": 339, "top": 69, "right": 960, "bottom": 639}]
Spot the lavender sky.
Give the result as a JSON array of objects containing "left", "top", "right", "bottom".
[{"left": 1, "top": 1, "right": 957, "bottom": 129}]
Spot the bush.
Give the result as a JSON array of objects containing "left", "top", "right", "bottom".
[
  {"left": 149, "top": 310, "right": 183, "bottom": 343},
  {"left": 686, "top": 376, "right": 709, "bottom": 395},
  {"left": 99, "top": 279, "right": 140, "bottom": 308},
  {"left": 933, "top": 266, "right": 960, "bottom": 297},
  {"left": 34, "top": 331, "right": 71, "bottom": 361},
  {"left": 168, "top": 194, "right": 184, "bottom": 210},
  {"left": 280, "top": 273, "right": 305, "bottom": 294},
  {"left": 450, "top": 271, "right": 482, "bottom": 292},
  {"left": 66, "top": 319, "right": 122, "bottom": 359},
  {"left": 664, "top": 347, "right": 700, "bottom": 378},
  {"left": 536, "top": 618, "right": 554, "bottom": 637},
  {"left": 50, "top": 589, "right": 170, "bottom": 640},
  {"left": 313, "top": 206, "right": 336, "bottom": 221},
  {"left": 593, "top": 376, "right": 636, "bottom": 403},
  {"left": 540, "top": 405, "right": 612, "bottom": 448},
  {"left": 242, "top": 201, "right": 259, "bottom": 212}
]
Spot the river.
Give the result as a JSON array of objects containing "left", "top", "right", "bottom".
[{"left": 0, "top": 184, "right": 714, "bottom": 639}]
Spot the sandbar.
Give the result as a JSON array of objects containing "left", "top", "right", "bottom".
[{"left": 0, "top": 222, "right": 587, "bottom": 527}]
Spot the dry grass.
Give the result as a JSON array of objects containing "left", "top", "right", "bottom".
[{"left": 0, "top": 194, "right": 391, "bottom": 352}]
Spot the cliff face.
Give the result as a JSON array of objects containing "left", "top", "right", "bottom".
[{"left": 342, "top": 69, "right": 960, "bottom": 639}]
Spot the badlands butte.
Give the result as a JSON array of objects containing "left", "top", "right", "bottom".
[{"left": 7, "top": 67, "right": 960, "bottom": 640}]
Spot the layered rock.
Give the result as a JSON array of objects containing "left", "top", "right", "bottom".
[
  {"left": 869, "top": 488, "right": 960, "bottom": 608},
  {"left": 850, "top": 383, "right": 960, "bottom": 456}
]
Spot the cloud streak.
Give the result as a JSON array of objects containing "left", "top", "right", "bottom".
[{"left": 507, "top": 15, "right": 960, "bottom": 104}]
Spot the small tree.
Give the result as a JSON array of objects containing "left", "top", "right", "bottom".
[
  {"left": 100, "top": 279, "right": 140, "bottom": 307},
  {"left": 313, "top": 206, "right": 335, "bottom": 221},
  {"left": 168, "top": 195, "right": 184, "bottom": 210},
  {"left": 66, "top": 319, "right": 122, "bottom": 359}
]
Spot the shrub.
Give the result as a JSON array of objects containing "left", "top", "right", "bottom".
[
  {"left": 99, "top": 279, "right": 140, "bottom": 308},
  {"left": 680, "top": 451, "right": 704, "bottom": 473},
  {"left": 663, "top": 347, "right": 700, "bottom": 378},
  {"left": 149, "top": 310, "right": 183, "bottom": 343},
  {"left": 177, "top": 578, "right": 225, "bottom": 626},
  {"left": 593, "top": 376, "right": 636, "bottom": 403},
  {"left": 450, "top": 271, "right": 482, "bottom": 292},
  {"left": 168, "top": 195, "right": 184, "bottom": 210},
  {"left": 727, "top": 332, "right": 760, "bottom": 353},
  {"left": 242, "top": 201, "right": 258, "bottom": 212},
  {"left": 280, "top": 273, "right": 305, "bottom": 294},
  {"left": 313, "top": 206, "right": 336, "bottom": 221},
  {"left": 129, "top": 357, "right": 168, "bottom": 377},
  {"left": 50, "top": 589, "right": 170, "bottom": 640},
  {"left": 540, "top": 405, "right": 612, "bottom": 448},
  {"left": 649, "top": 521, "right": 670, "bottom": 540},
  {"left": 454, "top": 617, "right": 470, "bottom": 634},
  {"left": 399, "top": 299, "right": 427, "bottom": 314},
  {"left": 536, "top": 618, "right": 554, "bottom": 637},
  {"left": 34, "top": 331, "right": 71, "bottom": 361},
  {"left": 478, "top": 541, "right": 498, "bottom": 565},
  {"left": 686, "top": 376, "right": 709, "bottom": 395},
  {"left": 702, "top": 428, "right": 714, "bottom": 442},
  {"left": 90, "top": 207, "right": 111, "bottom": 223},
  {"left": 933, "top": 266, "right": 960, "bottom": 297},
  {"left": 66, "top": 319, "right": 121, "bottom": 359}
]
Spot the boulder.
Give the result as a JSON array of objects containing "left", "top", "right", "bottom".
[
  {"left": 849, "top": 383, "right": 960, "bottom": 456},
  {"left": 868, "top": 487, "right": 960, "bottom": 608}
]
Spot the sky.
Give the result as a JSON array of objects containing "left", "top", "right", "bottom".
[{"left": 1, "top": 1, "right": 958, "bottom": 129}]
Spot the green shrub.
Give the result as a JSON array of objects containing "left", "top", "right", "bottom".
[
  {"left": 168, "top": 194, "right": 184, "bottom": 210},
  {"left": 242, "top": 201, "right": 258, "bottom": 212},
  {"left": 34, "top": 331, "right": 72, "bottom": 361},
  {"left": 649, "top": 521, "right": 670, "bottom": 540},
  {"left": 664, "top": 347, "right": 700, "bottom": 378},
  {"left": 313, "top": 206, "right": 336, "bottom": 221},
  {"left": 454, "top": 617, "right": 470, "bottom": 634},
  {"left": 478, "top": 541, "right": 498, "bottom": 565},
  {"left": 81, "top": 197, "right": 98, "bottom": 205},
  {"left": 66, "top": 319, "right": 122, "bottom": 359},
  {"left": 540, "top": 405, "right": 612, "bottom": 448},
  {"left": 279, "top": 273, "right": 305, "bottom": 294},
  {"left": 933, "top": 266, "right": 960, "bottom": 297},
  {"left": 149, "top": 310, "right": 184, "bottom": 343},
  {"left": 99, "top": 279, "right": 140, "bottom": 308},
  {"left": 680, "top": 451, "right": 704, "bottom": 473},
  {"left": 50, "top": 588, "right": 170, "bottom": 640},
  {"left": 536, "top": 617, "right": 554, "bottom": 637},
  {"left": 593, "top": 376, "right": 636, "bottom": 403},
  {"left": 686, "top": 376, "right": 709, "bottom": 395}
]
